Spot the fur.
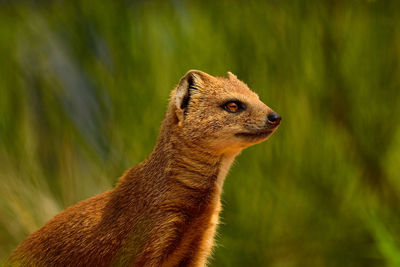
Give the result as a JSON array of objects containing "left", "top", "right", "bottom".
[{"left": 7, "top": 70, "right": 280, "bottom": 266}]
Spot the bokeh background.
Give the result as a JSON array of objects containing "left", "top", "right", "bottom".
[{"left": 1, "top": 0, "right": 400, "bottom": 265}]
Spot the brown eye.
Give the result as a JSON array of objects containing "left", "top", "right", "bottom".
[
  {"left": 223, "top": 101, "right": 244, "bottom": 113},
  {"left": 227, "top": 102, "right": 238, "bottom": 112}
]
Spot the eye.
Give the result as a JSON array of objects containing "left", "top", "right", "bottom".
[{"left": 223, "top": 101, "right": 244, "bottom": 113}]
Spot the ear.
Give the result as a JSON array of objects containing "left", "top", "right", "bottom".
[
  {"left": 227, "top": 71, "right": 237, "bottom": 80},
  {"left": 174, "top": 70, "right": 209, "bottom": 126}
]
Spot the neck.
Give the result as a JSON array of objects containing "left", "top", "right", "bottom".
[
  {"left": 138, "top": 113, "right": 239, "bottom": 192},
  {"left": 145, "top": 133, "right": 222, "bottom": 191},
  {"left": 108, "top": 112, "right": 240, "bottom": 264}
]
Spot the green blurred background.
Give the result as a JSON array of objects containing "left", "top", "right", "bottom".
[{"left": 1, "top": 0, "right": 400, "bottom": 266}]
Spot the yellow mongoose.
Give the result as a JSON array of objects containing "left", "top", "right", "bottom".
[{"left": 7, "top": 70, "right": 281, "bottom": 266}]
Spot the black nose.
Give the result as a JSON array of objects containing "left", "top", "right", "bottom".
[{"left": 267, "top": 112, "right": 281, "bottom": 126}]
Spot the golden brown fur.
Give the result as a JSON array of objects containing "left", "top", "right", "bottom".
[{"left": 7, "top": 70, "right": 280, "bottom": 266}]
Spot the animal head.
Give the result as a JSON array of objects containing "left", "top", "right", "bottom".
[{"left": 171, "top": 70, "right": 281, "bottom": 155}]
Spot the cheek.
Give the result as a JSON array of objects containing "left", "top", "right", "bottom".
[
  {"left": 181, "top": 118, "right": 223, "bottom": 141},
  {"left": 224, "top": 115, "right": 246, "bottom": 131}
]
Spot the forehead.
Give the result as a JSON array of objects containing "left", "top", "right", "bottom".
[{"left": 205, "top": 77, "right": 259, "bottom": 101}]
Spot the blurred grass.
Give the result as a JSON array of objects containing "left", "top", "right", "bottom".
[{"left": 1, "top": 0, "right": 400, "bottom": 265}]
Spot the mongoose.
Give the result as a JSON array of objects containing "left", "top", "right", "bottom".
[{"left": 7, "top": 70, "right": 281, "bottom": 266}]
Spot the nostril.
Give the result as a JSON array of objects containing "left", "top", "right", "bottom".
[{"left": 267, "top": 112, "right": 281, "bottom": 125}]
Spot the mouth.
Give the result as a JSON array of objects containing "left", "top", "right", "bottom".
[{"left": 235, "top": 129, "right": 274, "bottom": 139}]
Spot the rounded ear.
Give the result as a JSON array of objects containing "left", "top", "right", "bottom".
[
  {"left": 227, "top": 71, "right": 237, "bottom": 80},
  {"left": 174, "top": 70, "right": 210, "bottom": 125}
]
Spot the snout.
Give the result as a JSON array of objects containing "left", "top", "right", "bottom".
[{"left": 267, "top": 112, "right": 281, "bottom": 127}]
